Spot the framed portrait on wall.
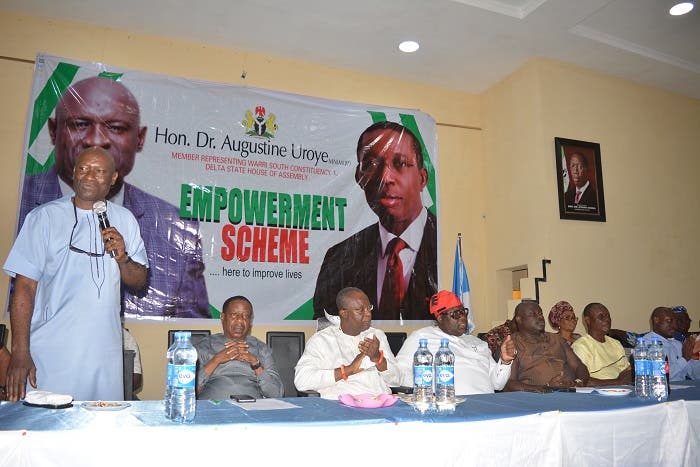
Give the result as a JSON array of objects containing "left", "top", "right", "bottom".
[{"left": 555, "top": 137, "right": 606, "bottom": 222}]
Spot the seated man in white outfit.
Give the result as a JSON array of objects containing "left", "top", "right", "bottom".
[
  {"left": 294, "top": 287, "right": 401, "bottom": 399},
  {"left": 396, "top": 290, "right": 516, "bottom": 394}
]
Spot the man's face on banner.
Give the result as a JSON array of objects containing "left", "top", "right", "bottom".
[
  {"left": 49, "top": 77, "right": 147, "bottom": 196},
  {"left": 355, "top": 128, "right": 427, "bottom": 235}
]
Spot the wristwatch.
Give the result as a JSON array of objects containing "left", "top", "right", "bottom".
[
  {"left": 250, "top": 360, "right": 261, "bottom": 371},
  {"left": 118, "top": 254, "right": 133, "bottom": 265}
]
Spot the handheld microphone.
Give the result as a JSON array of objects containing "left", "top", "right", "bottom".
[{"left": 93, "top": 201, "right": 115, "bottom": 257}]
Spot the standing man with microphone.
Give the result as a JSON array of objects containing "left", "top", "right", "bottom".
[{"left": 3, "top": 147, "right": 148, "bottom": 401}]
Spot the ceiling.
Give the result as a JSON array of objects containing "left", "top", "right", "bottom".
[{"left": 2, "top": 0, "right": 699, "bottom": 98}]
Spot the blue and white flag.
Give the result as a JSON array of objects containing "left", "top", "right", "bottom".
[{"left": 452, "top": 235, "right": 474, "bottom": 333}]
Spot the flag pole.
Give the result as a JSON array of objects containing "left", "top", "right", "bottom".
[
  {"left": 457, "top": 232, "right": 463, "bottom": 291},
  {"left": 453, "top": 232, "right": 473, "bottom": 333}
]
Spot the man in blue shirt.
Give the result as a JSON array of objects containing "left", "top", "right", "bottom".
[
  {"left": 4, "top": 147, "right": 148, "bottom": 401},
  {"left": 672, "top": 306, "right": 692, "bottom": 342},
  {"left": 644, "top": 306, "right": 700, "bottom": 381}
]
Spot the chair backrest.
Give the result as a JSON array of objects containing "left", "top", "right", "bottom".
[
  {"left": 316, "top": 317, "right": 333, "bottom": 332},
  {"left": 266, "top": 331, "right": 305, "bottom": 397},
  {"left": 123, "top": 349, "right": 135, "bottom": 401},
  {"left": 0, "top": 324, "right": 8, "bottom": 394},
  {"left": 385, "top": 331, "right": 407, "bottom": 356},
  {"left": 167, "top": 330, "right": 212, "bottom": 348}
]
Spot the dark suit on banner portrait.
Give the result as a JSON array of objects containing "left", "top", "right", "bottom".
[
  {"left": 19, "top": 167, "right": 210, "bottom": 318},
  {"left": 313, "top": 210, "right": 438, "bottom": 321}
]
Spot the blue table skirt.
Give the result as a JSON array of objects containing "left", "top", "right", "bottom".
[{"left": 1, "top": 382, "right": 698, "bottom": 431}]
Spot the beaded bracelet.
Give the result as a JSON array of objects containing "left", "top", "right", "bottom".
[{"left": 375, "top": 350, "right": 385, "bottom": 367}]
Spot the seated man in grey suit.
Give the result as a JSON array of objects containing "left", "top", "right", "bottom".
[
  {"left": 18, "top": 76, "right": 209, "bottom": 318},
  {"left": 195, "top": 296, "right": 283, "bottom": 400},
  {"left": 313, "top": 121, "right": 437, "bottom": 321}
]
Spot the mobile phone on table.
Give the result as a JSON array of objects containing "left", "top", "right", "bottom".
[
  {"left": 546, "top": 387, "right": 576, "bottom": 392},
  {"left": 230, "top": 394, "right": 256, "bottom": 403}
]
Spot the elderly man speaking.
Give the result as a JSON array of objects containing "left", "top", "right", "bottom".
[
  {"left": 295, "top": 287, "right": 401, "bottom": 399},
  {"left": 396, "top": 290, "right": 516, "bottom": 394}
]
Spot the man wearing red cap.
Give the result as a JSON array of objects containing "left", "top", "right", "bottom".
[{"left": 396, "top": 290, "right": 516, "bottom": 394}]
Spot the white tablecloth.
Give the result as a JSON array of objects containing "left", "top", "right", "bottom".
[{"left": 1, "top": 399, "right": 698, "bottom": 466}]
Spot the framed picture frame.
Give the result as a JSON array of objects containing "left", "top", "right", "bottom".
[{"left": 555, "top": 137, "right": 606, "bottom": 222}]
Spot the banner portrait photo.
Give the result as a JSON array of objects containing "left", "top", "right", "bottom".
[{"left": 15, "top": 54, "right": 440, "bottom": 323}]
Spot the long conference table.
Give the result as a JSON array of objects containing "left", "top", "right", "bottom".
[{"left": 1, "top": 383, "right": 698, "bottom": 467}]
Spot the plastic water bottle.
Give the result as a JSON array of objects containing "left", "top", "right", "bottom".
[
  {"left": 648, "top": 337, "right": 668, "bottom": 402},
  {"left": 633, "top": 337, "right": 650, "bottom": 399},
  {"left": 434, "top": 338, "right": 456, "bottom": 410},
  {"left": 165, "top": 331, "right": 198, "bottom": 422},
  {"left": 413, "top": 338, "right": 433, "bottom": 411}
]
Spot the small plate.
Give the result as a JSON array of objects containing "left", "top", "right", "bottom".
[
  {"left": 397, "top": 394, "right": 466, "bottom": 408},
  {"left": 595, "top": 388, "right": 632, "bottom": 397},
  {"left": 81, "top": 401, "right": 131, "bottom": 411},
  {"left": 23, "top": 401, "right": 73, "bottom": 409}
]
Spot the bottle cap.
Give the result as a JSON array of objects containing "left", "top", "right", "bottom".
[
  {"left": 419, "top": 338, "right": 428, "bottom": 346},
  {"left": 440, "top": 338, "right": 449, "bottom": 346}
]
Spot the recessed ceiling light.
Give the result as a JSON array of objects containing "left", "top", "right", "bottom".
[
  {"left": 669, "top": 1, "right": 694, "bottom": 15},
  {"left": 399, "top": 41, "right": 420, "bottom": 53}
]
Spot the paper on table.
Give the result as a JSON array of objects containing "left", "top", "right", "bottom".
[
  {"left": 25, "top": 390, "right": 73, "bottom": 406},
  {"left": 228, "top": 399, "right": 301, "bottom": 411},
  {"left": 670, "top": 384, "right": 691, "bottom": 390}
]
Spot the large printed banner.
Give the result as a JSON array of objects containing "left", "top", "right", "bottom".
[{"left": 16, "top": 54, "right": 439, "bottom": 323}]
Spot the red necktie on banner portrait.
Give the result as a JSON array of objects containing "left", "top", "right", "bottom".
[
  {"left": 575, "top": 189, "right": 582, "bottom": 204},
  {"left": 378, "top": 237, "right": 407, "bottom": 320}
]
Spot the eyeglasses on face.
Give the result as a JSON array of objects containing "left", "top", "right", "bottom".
[
  {"left": 358, "top": 154, "right": 418, "bottom": 178},
  {"left": 442, "top": 308, "right": 468, "bottom": 320},
  {"left": 222, "top": 312, "right": 252, "bottom": 321},
  {"left": 348, "top": 304, "right": 374, "bottom": 315}
]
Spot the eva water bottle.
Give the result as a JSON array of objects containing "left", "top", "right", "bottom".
[
  {"left": 648, "top": 337, "right": 668, "bottom": 402},
  {"left": 633, "top": 337, "right": 650, "bottom": 399},
  {"left": 413, "top": 338, "right": 433, "bottom": 411},
  {"left": 434, "top": 338, "right": 456, "bottom": 410},
  {"left": 165, "top": 331, "right": 198, "bottom": 422}
]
